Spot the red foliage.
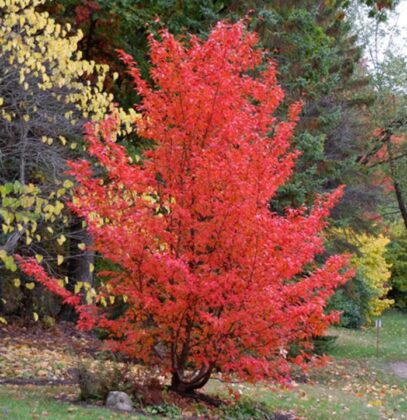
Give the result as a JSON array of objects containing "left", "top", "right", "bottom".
[
  {"left": 75, "top": 0, "right": 100, "bottom": 25},
  {"left": 19, "top": 22, "right": 351, "bottom": 391}
]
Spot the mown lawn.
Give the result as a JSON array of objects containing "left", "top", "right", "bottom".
[
  {"left": 0, "top": 385, "right": 154, "bottom": 419},
  {"left": 330, "top": 310, "right": 407, "bottom": 360},
  {"left": 1, "top": 310, "right": 407, "bottom": 419}
]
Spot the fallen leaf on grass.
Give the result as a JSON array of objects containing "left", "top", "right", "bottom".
[{"left": 368, "top": 400, "right": 383, "bottom": 407}]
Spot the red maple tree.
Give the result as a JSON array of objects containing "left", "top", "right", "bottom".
[{"left": 19, "top": 21, "right": 351, "bottom": 393}]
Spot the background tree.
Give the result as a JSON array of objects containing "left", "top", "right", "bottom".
[
  {"left": 46, "top": 0, "right": 392, "bottom": 233},
  {"left": 386, "top": 222, "right": 407, "bottom": 309},
  {"left": 0, "top": 0, "right": 137, "bottom": 321},
  {"left": 351, "top": 0, "right": 407, "bottom": 311},
  {"left": 327, "top": 225, "right": 395, "bottom": 327},
  {"left": 352, "top": 0, "right": 407, "bottom": 229}
]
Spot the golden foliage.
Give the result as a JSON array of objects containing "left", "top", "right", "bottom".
[
  {"left": 0, "top": 0, "right": 138, "bottom": 133},
  {"left": 330, "top": 228, "right": 394, "bottom": 319}
]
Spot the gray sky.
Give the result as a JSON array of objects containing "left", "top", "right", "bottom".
[
  {"left": 353, "top": 0, "right": 407, "bottom": 72},
  {"left": 385, "top": 0, "right": 407, "bottom": 56}
]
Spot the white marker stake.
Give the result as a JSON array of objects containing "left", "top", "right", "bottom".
[{"left": 375, "top": 319, "right": 382, "bottom": 357}]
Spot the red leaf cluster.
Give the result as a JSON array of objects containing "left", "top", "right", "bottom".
[{"left": 75, "top": 0, "right": 100, "bottom": 25}]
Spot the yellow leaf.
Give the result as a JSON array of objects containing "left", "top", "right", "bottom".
[
  {"left": 0, "top": 317, "right": 7, "bottom": 325},
  {"left": 26, "top": 183, "right": 36, "bottom": 193},
  {"left": 57, "top": 255, "right": 64, "bottom": 266},
  {"left": 89, "top": 263, "right": 94, "bottom": 273},
  {"left": 57, "top": 235, "right": 66, "bottom": 246},
  {"left": 2, "top": 224, "right": 11, "bottom": 234},
  {"left": 33, "top": 312, "right": 39, "bottom": 322},
  {"left": 74, "top": 282, "right": 83, "bottom": 294},
  {"left": 57, "top": 188, "right": 66, "bottom": 197},
  {"left": 25, "top": 282, "right": 35, "bottom": 290},
  {"left": 86, "top": 291, "right": 93, "bottom": 305},
  {"left": 13, "top": 278, "right": 21, "bottom": 288},
  {"left": 54, "top": 201, "right": 64, "bottom": 215},
  {"left": 369, "top": 400, "right": 383, "bottom": 407},
  {"left": 78, "top": 243, "right": 86, "bottom": 250},
  {"left": 35, "top": 254, "right": 43, "bottom": 263},
  {"left": 63, "top": 179, "right": 74, "bottom": 189}
]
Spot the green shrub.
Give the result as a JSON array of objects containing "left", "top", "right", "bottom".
[
  {"left": 145, "top": 403, "right": 181, "bottom": 418},
  {"left": 312, "top": 335, "right": 338, "bottom": 355},
  {"left": 220, "top": 397, "right": 274, "bottom": 419},
  {"left": 328, "top": 271, "right": 374, "bottom": 329},
  {"left": 77, "top": 355, "right": 134, "bottom": 402},
  {"left": 386, "top": 225, "right": 407, "bottom": 310}
]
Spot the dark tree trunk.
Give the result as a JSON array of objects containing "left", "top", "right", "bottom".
[
  {"left": 170, "top": 365, "right": 213, "bottom": 394},
  {"left": 59, "top": 218, "right": 94, "bottom": 321},
  {"left": 392, "top": 178, "right": 407, "bottom": 231},
  {"left": 387, "top": 138, "right": 407, "bottom": 231},
  {"left": 84, "top": 16, "right": 96, "bottom": 61}
]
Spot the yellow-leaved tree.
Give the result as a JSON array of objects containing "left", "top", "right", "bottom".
[
  {"left": 0, "top": 0, "right": 138, "bottom": 322},
  {"left": 351, "top": 233, "right": 394, "bottom": 319},
  {"left": 329, "top": 228, "right": 394, "bottom": 325}
]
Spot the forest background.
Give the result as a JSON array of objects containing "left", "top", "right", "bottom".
[{"left": 0, "top": 0, "right": 406, "bottom": 335}]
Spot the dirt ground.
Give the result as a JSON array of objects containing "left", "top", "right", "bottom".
[{"left": 390, "top": 362, "right": 407, "bottom": 378}]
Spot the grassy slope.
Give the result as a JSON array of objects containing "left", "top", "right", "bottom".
[
  {"left": 0, "top": 385, "right": 154, "bottom": 420},
  {"left": 0, "top": 311, "right": 406, "bottom": 419}
]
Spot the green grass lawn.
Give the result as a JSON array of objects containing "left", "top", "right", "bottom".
[
  {"left": 0, "top": 385, "right": 155, "bottom": 419},
  {"left": 329, "top": 310, "right": 407, "bottom": 360},
  {"left": 212, "top": 310, "right": 407, "bottom": 419},
  {"left": 1, "top": 310, "right": 407, "bottom": 419}
]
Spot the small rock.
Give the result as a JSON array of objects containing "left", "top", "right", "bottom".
[
  {"left": 273, "top": 411, "right": 296, "bottom": 420},
  {"left": 106, "top": 391, "right": 133, "bottom": 412}
]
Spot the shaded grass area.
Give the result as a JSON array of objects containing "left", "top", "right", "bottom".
[
  {"left": 0, "top": 385, "right": 154, "bottom": 419},
  {"left": 0, "top": 311, "right": 406, "bottom": 419}
]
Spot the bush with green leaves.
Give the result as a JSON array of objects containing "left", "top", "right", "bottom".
[
  {"left": 386, "top": 223, "right": 407, "bottom": 310},
  {"left": 328, "top": 270, "right": 375, "bottom": 329},
  {"left": 220, "top": 397, "right": 275, "bottom": 420}
]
